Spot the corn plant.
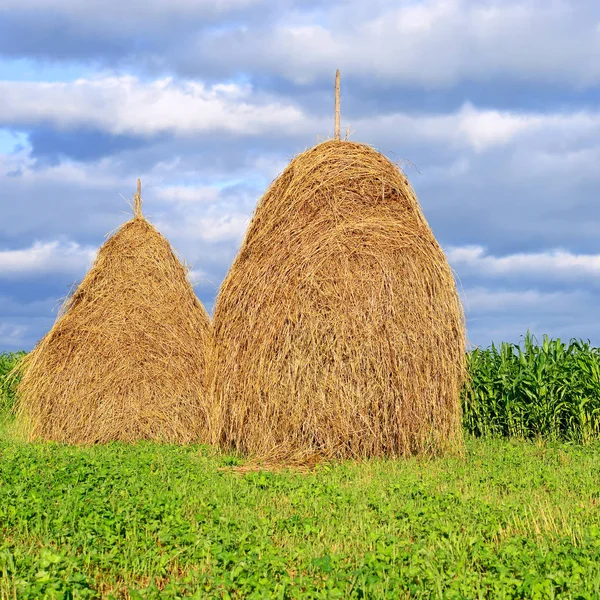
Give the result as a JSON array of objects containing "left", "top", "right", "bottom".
[
  {"left": 0, "top": 351, "right": 25, "bottom": 418},
  {"left": 463, "top": 332, "right": 600, "bottom": 442}
]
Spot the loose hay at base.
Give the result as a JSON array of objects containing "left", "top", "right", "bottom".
[
  {"left": 15, "top": 188, "right": 213, "bottom": 444},
  {"left": 212, "top": 140, "right": 467, "bottom": 460}
]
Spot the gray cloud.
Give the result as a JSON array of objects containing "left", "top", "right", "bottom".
[
  {"left": 174, "top": 0, "right": 600, "bottom": 88},
  {"left": 2, "top": 0, "right": 600, "bottom": 92}
]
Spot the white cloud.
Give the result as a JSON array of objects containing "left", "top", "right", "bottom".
[
  {"left": 157, "top": 185, "right": 221, "bottom": 205},
  {"left": 448, "top": 245, "right": 600, "bottom": 279},
  {"left": 0, "top": 77, "right": 309, "bottom": 138},
  {"left": 0, "top": 147, "right": 126, "bottom": 188},
  {"left": 357, "top": 103, "right": 600, "bottom": 153},
  {"left": 197, "top": 214, "right": 251, "bottom": 243},
  {"left": 461, "top": 287, "right": 588, "bottom": 313},
  {"left": 453, "top": 105, "right": 539, "bottom": 152},
  {"left": 4, "top": 75, "right": 600, "bottom": 154},
  {"left": 0, "top": 241, "right": 96, "bottom": 278},
  {"left": 187, "top": 268, "right": 208, "bottom": 284},
  {"left": 157, "top": 213, "right": 251, "bottom": 244}
]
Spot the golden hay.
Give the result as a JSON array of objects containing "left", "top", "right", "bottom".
[
  {"left": 211, "top": 140, "right": 466, "bottom": 460},
  {"left": 15, "top": 187, "right": 213, "bottom": 444}
]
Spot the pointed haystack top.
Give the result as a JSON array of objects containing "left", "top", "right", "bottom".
[
  {"left": 134, "top": 178, "right": 142, "bottom": 218},
  {"left": 16, "top": 181, "right": 213, "bottom": 444},
  {"left": 334, "top": 69, "right": 341, "bottom": 141}
]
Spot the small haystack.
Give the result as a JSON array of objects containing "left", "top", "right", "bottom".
[
  {"left": 211, "top": 77, "right": 465, "bottom": 460},
  {"left": 16, "top": 181, "right": 213, "bottom": 444}
]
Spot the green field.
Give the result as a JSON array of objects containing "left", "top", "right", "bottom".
[
  {"left": 2, "top": 340, "right": 600, "bottom": 598},
  {"left": 2, "top": 438, "right": 600, "bottom": 599}
]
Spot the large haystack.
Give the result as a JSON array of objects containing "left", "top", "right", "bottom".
[
  {"left": 212, "top": 140, "right": 466, "bottom": 460},
  {"left": 16, "top": 183, "right": 213, "bottom": 444}
]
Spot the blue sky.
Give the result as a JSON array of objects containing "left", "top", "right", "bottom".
[{"left": 1, "top": 0, "right": 600, "bottom": 351}]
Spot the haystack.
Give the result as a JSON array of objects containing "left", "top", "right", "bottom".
[
  {"left": 212, "top": 96, "right": 466, "bottom": 460},
  {"left": 16, "top": 182, "right": 213, "bottom": 444}
]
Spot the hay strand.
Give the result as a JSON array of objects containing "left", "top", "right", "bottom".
[
  {"left": 15, "top": 183, "right": 213, "bottom": 444},
  {"left": 211, "top": 140, "right": 466, "bottom": 461}
]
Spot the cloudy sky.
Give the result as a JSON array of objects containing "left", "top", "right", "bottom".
[{"left": 1, "top": 0, "right": 600, "bottom": 351}]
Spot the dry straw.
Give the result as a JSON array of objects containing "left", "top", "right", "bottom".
[
  {"left": 15, "top": 181, "right": 213, "bottom": 444},
  {"left": 211, "top": 106, "right": 466, "bottom": 460}
]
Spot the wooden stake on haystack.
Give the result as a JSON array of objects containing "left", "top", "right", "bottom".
[
  {"left": 334, "top": 69, "right": 341, "bottom": 141},
  {"left": 134, "top": 178, "right": 142, "bottom": 218}
]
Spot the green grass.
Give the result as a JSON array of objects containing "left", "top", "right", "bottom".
[{"left": 1, "top": 438, "right": 600, "bottom": 598}]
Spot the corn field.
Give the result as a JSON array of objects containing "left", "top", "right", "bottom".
[
  {"left": 0, "top": 351, "right": 24, "bottom": 418},
  {"left": 463, "top": 332, "right": 600, "bottom": 442}
]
